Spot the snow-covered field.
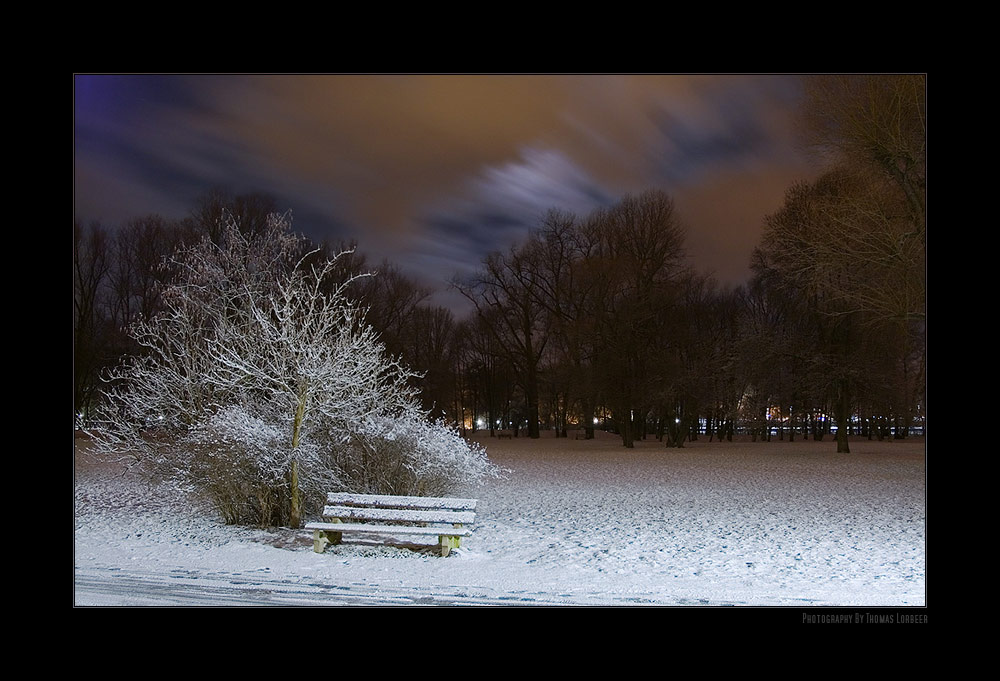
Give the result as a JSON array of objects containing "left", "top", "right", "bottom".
[{"left": 74, "top": 431, "right": 925, "bottom": 607}]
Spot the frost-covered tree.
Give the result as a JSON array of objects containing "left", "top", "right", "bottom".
[{"left": 90, "top": 212, "right": 498, "bottom": 526}]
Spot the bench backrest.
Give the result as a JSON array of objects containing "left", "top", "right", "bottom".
[
  {"left": 325, "top": 492, "right": 477, "bottom": 511},
  {"left": 322, "top": 493, "right": 477, "bottom": 527}
]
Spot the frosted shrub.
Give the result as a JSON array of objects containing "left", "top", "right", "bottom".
[
  {"left": 335, "top": 410, "right": 501, "bottom": 497},
  {"left": 184, "top": 406, "right": 341, "bottom": 526}
]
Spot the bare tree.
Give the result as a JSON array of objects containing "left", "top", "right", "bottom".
[
  {"left": 459, "top": 308, "right": 514, "bottom": 435},
  {"left": 801, "top": 74, "right": 925, "bottom": 239},
  {"left": 183, "top": 188, "right": 280, "bottom": 245},
  {"left": 454, "top": 242, "right": 552, "bottom": 438},
  {"left": 762, "top": 168, "right": 924, "bottom": 327},
  {"left": 525, "top": 210, "right": 601, "bottom": 437},
  {"left": 581, "top": 190, "right": 688, "bottom": 447},
  {"left": 105, "top": 215, "right": 180, "bottom": 358},
  {"left": 74, "top": 220, "right": 112, "bottom": 421},
  {"left": 406, "top": 305, "right": 462, "bottom": 417}
]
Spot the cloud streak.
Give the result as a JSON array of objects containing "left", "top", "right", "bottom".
[{"left": 74, "top": 74, "right": 818, "bottom": 311}]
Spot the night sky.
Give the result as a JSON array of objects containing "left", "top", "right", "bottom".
[{"left": 74, "top": 74, "right": 819, "bottom": 314}]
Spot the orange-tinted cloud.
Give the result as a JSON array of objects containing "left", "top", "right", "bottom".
[{"left": 74, "top": 74, "right": 819, "bottom": 308}]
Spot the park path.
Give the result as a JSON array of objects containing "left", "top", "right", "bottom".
[{"left": 73, "top": 565, "right": 751, "bottom": 607}]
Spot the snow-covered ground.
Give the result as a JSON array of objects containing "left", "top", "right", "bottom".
[{"left": 74, "top": 431, "right": 925, "bottom": 607}]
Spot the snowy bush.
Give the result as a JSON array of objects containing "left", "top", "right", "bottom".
[
  {"left": 182, "top": 406, "right": 339, "bottom": 526},
  {"left": 89, "top": 212, "right": 499, "bottom": 527},
  {"left": 334, "top": 409, "right": 500, "bottom": 497}
]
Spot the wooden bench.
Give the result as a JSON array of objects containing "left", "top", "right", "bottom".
[
  {"left": 305, "top": 492, "right": 477, "bottom": 557},
  {"left": 497, "top": 429, "right": 513, "bottom": 439}
]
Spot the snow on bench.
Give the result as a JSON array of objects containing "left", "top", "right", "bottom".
[{"left": 305, "top": 492, "right": 478, "bottom": 557}]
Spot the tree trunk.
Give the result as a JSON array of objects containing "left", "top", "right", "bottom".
[
  {"left": 290, "top": 458, "right": 301, "bottom": 528},
  {"left": 290, "top": 390, "right": 307, "bottom": 528},
  {"left": 835, "top": 382, "right": 851, "bottom": 453},
  {"left": 620, "top": 405, "right": 635, "bottom": 448},
  {"left": 581, "top": 396, "right": 596, "bottom": 439}
]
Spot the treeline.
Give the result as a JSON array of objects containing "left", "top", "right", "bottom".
[
  {"left": 452, "top": 75, "right": 925, "bottom": 452},
  {"left": 453, "top": 189, "right": 924, "bottom": 452}
]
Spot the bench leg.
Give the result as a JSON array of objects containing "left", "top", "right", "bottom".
[
  {"left": 312, "top": 529, "right": 342, "bottom": 554},
  {"left": 439, "top": 534, "right": 461, "bottom": 557}
]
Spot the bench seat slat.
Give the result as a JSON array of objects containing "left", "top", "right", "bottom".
[
  {"left": 324, "top": 492, "right": 477, "bottom": 512},
  {"left": 322, "top": 505, "right": 475, "bottom": 526},
  {"left": 305, "top": 522, "right": 472, "bottom": 538}
]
